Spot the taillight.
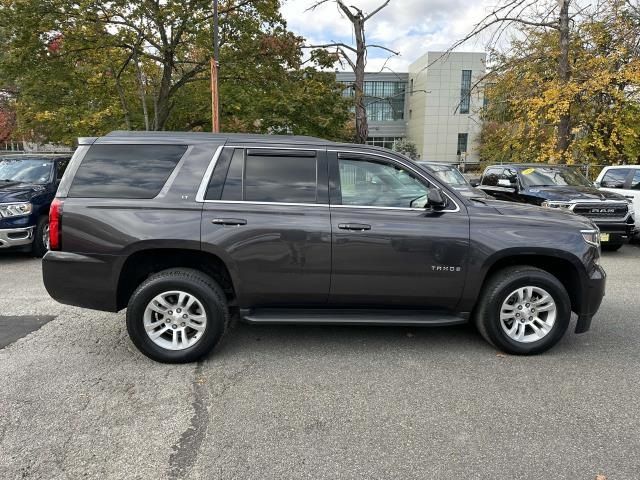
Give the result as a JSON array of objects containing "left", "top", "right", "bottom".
[{"left": 49, "top": 198, "right": 63, "bottom": 251}]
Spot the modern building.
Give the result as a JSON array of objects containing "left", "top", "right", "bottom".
[{"left": 337, "top": 51, "right": 486, "bottom": 164}]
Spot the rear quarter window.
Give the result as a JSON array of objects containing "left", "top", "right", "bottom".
[{"left": 68, "top": 145, "right": 187, "bottom": 199}]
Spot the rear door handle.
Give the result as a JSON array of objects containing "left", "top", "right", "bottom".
[
  {"left": 212, "top": 218, "right": 247, "bottom": 226},
  {"left": 338, "top": 223, "right": 371, "bottom": 231}
]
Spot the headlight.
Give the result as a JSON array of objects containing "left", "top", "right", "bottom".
[
  {"left": 581, "top": 229, "right": 601, "bottom": 248},
  {"left": 0, "top": 202, "right": 33, "bottom": 218},
  {"left": 542, "top": 201, "right": 573, "bottom": 209}
]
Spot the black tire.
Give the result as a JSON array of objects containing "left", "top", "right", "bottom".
[
  {"left": 601, "top": 242, "right": 623, "bottom": 252},
  {"left": 32, "top": 216, "right": 49, "bottom": 257},
  {"left": 126, "top": 268, "right": 230, "bottom": 363},
  {"left": 474, "top": 266, "right": 571, "bottom": 355}
]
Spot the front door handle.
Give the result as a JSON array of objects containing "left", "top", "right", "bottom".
[
  {"left": 212, "top": 218, "right": 247, "bottom": 226},
  {"left": 338, "top": 223, "right": 371, "bottom": 231}
]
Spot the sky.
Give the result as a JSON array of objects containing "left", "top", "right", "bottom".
[{"left": 281, "top": 0, "right": 496, "bottom": 72}]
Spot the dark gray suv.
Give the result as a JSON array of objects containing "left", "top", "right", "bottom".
[{"left": 43, "top": 132, "right": 606, "bottom": 363}]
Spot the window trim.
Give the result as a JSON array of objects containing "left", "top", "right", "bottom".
[
  {"left": 197, "top": 146, "right": 461, "bottom": 213},
  {"left": 196, "top": 146, "right": 224, "bottom": 202},
  {"left": 197, "top": 145, "right": 328, "bottom": 206},
  {"left": 329, "top": 150, "right": 460, "bottom": 213}
]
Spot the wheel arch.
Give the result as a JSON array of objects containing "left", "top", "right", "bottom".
[
  {"left": 468, "top": 249, "right": 588, "bottom": 317},
  {"left": 116, "top": 248, "right": 238, "bottom": 311}
]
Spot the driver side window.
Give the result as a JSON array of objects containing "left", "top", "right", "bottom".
[{"left": 338, "top": 158, "right": 430, "bottom": 208}]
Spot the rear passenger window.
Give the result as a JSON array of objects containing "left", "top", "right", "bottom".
[
  {"left": 601, "top": 169, "right": 630, "bottom": 189},
  {"left": 207, "top": 149, "right": 319, "bottom": 204},
  {"left": 244, "top": 153, "right": 317, "bottom": 203},
  {"left": 68, "top": 145, "right": 187, "bottom": 199}
]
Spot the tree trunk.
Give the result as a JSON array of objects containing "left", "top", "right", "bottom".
[
  {"left": 352, "top": 15, "right": 369, "bottom": 144},
  {"left": 555, "top": 0, "right": 571, "bottom": 163},
  {"left": 133, "top": 50, "right": 150, "bottom": 131},
  {"left": 154, "top": 57, "right": 174, "bottom": 131},
  {"left": 110, "top": 66, "right": 131, "bottom": 130}
]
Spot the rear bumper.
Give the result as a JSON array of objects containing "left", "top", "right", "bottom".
[
  {"left": 42, "top": 251, "right": 120, "bottom": 312},
  {"left": 0, "top": 227, "right": 35, "bottom": 249},
  {"left": 575, "top": 264, "right": 606, "bottom": 334}
]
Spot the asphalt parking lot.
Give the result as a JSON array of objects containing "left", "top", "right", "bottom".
[{"left": 1, "top": 247, "right": 639, "bottom": 480}]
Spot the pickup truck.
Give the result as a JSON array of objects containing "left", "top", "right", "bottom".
[
  {"left": 477, "top": 163, "right": 634, "bottom": 251},
  {"left": 0, "top": 154, "right": 70, "bottom": 256}
]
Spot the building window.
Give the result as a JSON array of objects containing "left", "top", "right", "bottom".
[
  {"left": 457, "top": 133, "right": 469, "bottom": 156},
  {"left": 460, "top": 70, "right": 472, "bottom": 114},
  {"left": 366, "top": 136, "right": 404, "bottom": 150},
  {"left": 339, "top": 80, "right": 407, "bottom": 122},
  {"left": 410, "top": 78, "right": 414, "bottom": 96}
]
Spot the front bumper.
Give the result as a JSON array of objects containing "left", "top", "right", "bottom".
[
  {"left": 0, "top": 227, "right": 35, "bottom": 249},
  {"left": 575, "top": 264, "right": 606, "bottom": 334},
  {"left": 596, "top": 219, "right": 635, "bottom": 243}
]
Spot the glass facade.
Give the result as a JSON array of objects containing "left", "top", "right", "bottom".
[
  {"left": 366, "top": 136, "right": 404, "bottom": 150},
  {"left": 341, "top": 81, "right": 407, "bottom": 121},
  {"left": 460, "top": 70, "right": 472, "bottom": 114}
]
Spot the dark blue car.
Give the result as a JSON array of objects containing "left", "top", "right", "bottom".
[{"left": 0, "top": 154, "right": 71, "bottom": 256}]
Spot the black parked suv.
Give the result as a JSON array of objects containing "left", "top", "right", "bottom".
[
  {"left": 0, "top": 154, "right": 71, "bottom": 256},
  {"left": 43, "top": 133, "right": 606, "bottom": 363},
  {"left": 477, "top": 164, "right": 635, "bottom": 251}
]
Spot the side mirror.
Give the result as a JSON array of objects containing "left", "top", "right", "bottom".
[
  {"left": 470, "top": 179, "right": 480, "bottom": 187},
  {"left": 593, "top": 181, "right": 601, "bottom": 188},
  {"left": 427, "top": 188, "right": 447, "bottom": 210}
]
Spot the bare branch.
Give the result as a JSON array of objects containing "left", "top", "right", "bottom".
[
  {"left": 364, "top": 0, "right": 391, "bottom": 21},
  {"left": 365, "top": 44, "right": 400, "bottom": 55},
  {"left": 304, "top": 42, "right": 357, "bottom": 53}
]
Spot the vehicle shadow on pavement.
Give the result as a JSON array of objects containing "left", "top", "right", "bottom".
[{"left": 214, "top": 321, "right": 496, "bottom": 359}]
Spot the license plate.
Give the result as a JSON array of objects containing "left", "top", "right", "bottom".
[{"left": 600, "top": 233, "right": 610, "bottom": 242}]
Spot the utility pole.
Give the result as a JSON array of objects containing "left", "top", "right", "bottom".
[{"left": 211, "top": 0, "right": 220, "bottom": 133}]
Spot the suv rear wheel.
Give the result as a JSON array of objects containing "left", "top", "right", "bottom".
[
  {"left": 126, "top": 268, "right": 229, "bottom": 363},
  {"left": 474, "top": 266, "right": 571, "bottom": 355}
]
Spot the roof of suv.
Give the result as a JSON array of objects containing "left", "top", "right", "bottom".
[
  {"left": 85, "top": 131, "right": 409, "bottom": 159},
  {"left": 102, "top": 131, "right": 333, "bottom": 146},
  {"left": 0, "top": 153, "right": 72, "bottom": 161}
]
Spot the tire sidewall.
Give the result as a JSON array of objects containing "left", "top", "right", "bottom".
[
  {"left": 483, "top": 272, "right": 571, "bottom": 355},
  {"left": 32, "top": 216, "right": 49, "bottom": 257},
  {"left": 127, "top": 276, "right": 225, "bottom": 363}
]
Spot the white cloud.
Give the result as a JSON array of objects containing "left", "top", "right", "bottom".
[{"left": 282, "top": 0, "right": 495, "bottom": 72}]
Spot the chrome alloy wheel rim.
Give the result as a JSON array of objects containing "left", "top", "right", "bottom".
[
  {"left": 499, "top": 286, "right": 557, "bottom": 343},
  {"left": 43, "top": 223, "right": 50, "bottom": 250},
  {"left": 143, "top": 291, "right": 207, "bottom": 351}
]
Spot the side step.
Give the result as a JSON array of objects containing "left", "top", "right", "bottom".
[{"left": 241, "top": 308, "right": 468, "bottom": 327}]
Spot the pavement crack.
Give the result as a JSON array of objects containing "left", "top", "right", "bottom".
[{"left": 168, "top": 361, "right": 210, "bottom": 480}]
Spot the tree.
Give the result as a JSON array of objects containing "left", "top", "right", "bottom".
[
  {"left": 0, "top": 0, "right": 352, "bottom": 143},
  {"left": 306, "top": 0, "right": 398, "bottom": 144},
  {"left": 392, "top": 139, "right": 418, "bottom": 160},
  {"left": 450, "top": 0, "right": 578, "bottom": 162},
  {"left": 480, "top": 0, "right": 640, "bottom": 165}
]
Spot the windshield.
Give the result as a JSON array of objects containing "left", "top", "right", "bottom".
[
  {"left": 0, "top": 158, "right": 54, "bottom": 184},
  {"left": 519, "top": 166, "right": 592, "bottom": 187},
  {"left": 420, "top": 164, "right": 468, "bottom": 186}
]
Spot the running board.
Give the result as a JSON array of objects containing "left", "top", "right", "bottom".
[{"left": 241, "top": 309, "right": 468, "bottom": 327}]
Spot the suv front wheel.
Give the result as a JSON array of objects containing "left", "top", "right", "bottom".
[
  {"left": 474, "top": 266, "right": 571, "bottom": 355},
  {"left": 126, "top": 268, "right": 230, "bottom": 363}
]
